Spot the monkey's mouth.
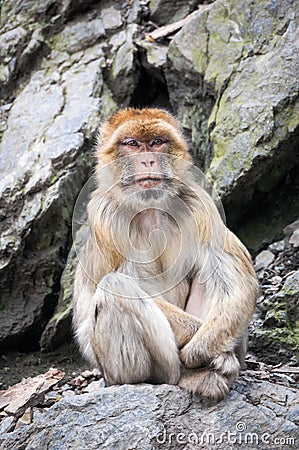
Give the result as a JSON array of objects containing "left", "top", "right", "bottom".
[
  {"left": 122, "top": 174, "right": 171, "bottom": 188},
  {"left": 135, "top": 177, "right": 164, "bottom": 188}
]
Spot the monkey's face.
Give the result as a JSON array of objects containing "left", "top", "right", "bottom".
[
  {"left": 118, "top": 136, "right": 173, "bottom": 198},
  {"left": 96, "top": 109, "right": 193, "bottom": 205}
]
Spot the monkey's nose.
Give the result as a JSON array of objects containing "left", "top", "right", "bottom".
[{"left": 140, "top": 158, "right": 155, "bottom": 167}]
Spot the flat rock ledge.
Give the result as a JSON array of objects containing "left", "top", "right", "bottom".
[{"left": 1, "top": 376, "right": 298, "bottom": 449}]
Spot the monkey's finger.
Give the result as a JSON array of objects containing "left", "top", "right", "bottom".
[{"left": 179, "top": 341, "right": 208, "bottom": 369}]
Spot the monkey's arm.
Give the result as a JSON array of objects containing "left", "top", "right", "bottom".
[
  {"left": 154, "top": 298, "right": 202, "bottom": 349},
  {"left": 180, "top": 230, "right": 258, "bottom": 369}
]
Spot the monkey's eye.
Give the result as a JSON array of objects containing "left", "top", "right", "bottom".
[
  {"left": 150, "top": 138, "right": 164, "bottom": 147},
  {"left": 123, "top": 138, "right": 139, "bottom": 147}
]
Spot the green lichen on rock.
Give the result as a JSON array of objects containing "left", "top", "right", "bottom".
[
  {"left": 204, "top": 1, "right": 244, "bottom": 92},
  {"left": 206, "top": 0, "right": 299, "bottom": 200},
  {"left": 166, "top": 9, "right": 213, "bottom": 169},
  {"left": 167, "top": 10, "right": 209, "bottom": 76},
  {"left": 166, "top": 0, "right": 299, "bottom": 210},
  {"left": 251, "top": 327, "right": 299, "bottom": 365}
]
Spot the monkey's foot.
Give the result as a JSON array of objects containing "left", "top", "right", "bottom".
[
  {"left": 211, "top": 352, "right": 240, "bottom": 382},
  {"left": 178, "top": 351, "right": 240, "bottom": 403},
  {"left": 180, "top": 339, "right": 240, "bottom": 377},
  {"left": 178, "top": 369, "right": 230, "bottom": 404}
]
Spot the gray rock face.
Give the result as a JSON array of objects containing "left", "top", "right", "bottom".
[
  {"left": 0, "top": 55, "right": 101, "bottom": 343},
  {"left": 105, "top": 24, "right": 139, "bottom": 105},
  {"left": 1, "top": 381, "right": 298, "bottom": 449},
  {"left": 0, "top": 1, "right": 115, "bottom": 347},
  {"left": 149, "top": 0, "right": 199, "bottom": 25},
  {"left": 166, "top": 0, "right": 299, "bottom": 222},
  {"left": 40, "top": 224, "right": 89, "bottom": 351}
]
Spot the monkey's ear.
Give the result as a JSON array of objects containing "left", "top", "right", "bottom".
[
  {"left": 95, "top": 118, "right": 115, "bottom": 148},
  {"left": 95, "top": 116, "right": 122, "bottom": 161}
]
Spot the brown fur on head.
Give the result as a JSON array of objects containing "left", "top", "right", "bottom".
[{"left": 96, "top": 108, "right": 191, "bottom": 166}]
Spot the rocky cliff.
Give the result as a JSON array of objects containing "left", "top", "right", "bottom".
[
  {"left": 1, "top": 0, "right": 298, "bottom": 354},
  {"left": 0, "top": 0, "right": 298, "bottom": 447}
]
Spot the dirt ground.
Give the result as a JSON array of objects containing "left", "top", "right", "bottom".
[{"left": 0, "top": 343, "right": 86, "bottom": 390}]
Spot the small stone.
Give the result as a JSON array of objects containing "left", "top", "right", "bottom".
[
  {"left": 270, "top": 276, "right": 282, "bottom": 285},
  {"left": 15, "top": 407, "right": 33, "bottom": 428},
  {"left": 45, "top": 390, "right": 58, "bottom": 399},
  {"left": 101, "top": 7, "right": 123, "bottom": 32},
  {"left": 290, "top": 229, "right": 299, "bottom": 247},
  {"left": 75, "top": 375, "right": 85, "bottom": 386},
  {"left": 81, "top": 370, "right": 93, "bottom": 379},
  {"left": 264, "top": 286, "right": 280, "bottom": 294},
  {"left": 254, "top": 250, "right": 275, "bottom": 271},
  {"left": 284, "top": 219, "right": 299, "bottom": 237},
  {"left": 268, "top": 239, "right": 286, "bottom": 254},
  {"left": 0, "top": 103, "right": 12, "bottom": 112},
  {"left": 92, "top": 368, "right": 101, "bottom": 378},
  {"left": 44, "top": 390, "right": 61, "bottom": 405},
  {"left": 82, "top": 379, "right": 105, "bottom": 393},
  {"left": 62, "top": 390, "right": 75, "bottom": 397}
]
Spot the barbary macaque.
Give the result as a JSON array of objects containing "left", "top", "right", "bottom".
[{"left": 73, "top": 108, "right": 259, "bottom": 402}]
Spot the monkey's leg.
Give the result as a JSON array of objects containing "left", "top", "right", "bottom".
[
  {"left": 179, "top": 242, "right": 258, "bottom": 401},
  {"left": 178, "top": 279, "right": 240, "bottom": 403},
  {"left": 154, "top": 298, "right": 202, "bottom": 349},
  {"left": 91, "top": 273, "right": 181, "bottom": 386}
]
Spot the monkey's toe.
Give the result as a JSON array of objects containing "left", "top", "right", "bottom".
[
  {"left": 211, "top": 352, "right": 240, "bottom": 382},
  {"left": 179, "top": 369, "right": 229, "bottom": 404}
]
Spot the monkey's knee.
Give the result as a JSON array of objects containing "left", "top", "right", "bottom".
[{"left": 92, "top": 273, "right": 181, "bottom": 386}]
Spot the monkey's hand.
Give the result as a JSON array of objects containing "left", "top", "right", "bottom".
[
  {"left": 179, "top": 336, "right": 208, "bottom": 368},
  {"left": 180, "top": 329, "right": 232, "bottom": 369},
  {"left": 180, "top": 338, "right": 240, "bottom": 388},
  {"left": 172, "top": 314, "right": 202, "bottom": 349},
  {"left": 179, "top": 314, "right": 241, "bottom": 369},
  {"left": 154, "top": 298, "right": 202, "bottom": 349}
]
